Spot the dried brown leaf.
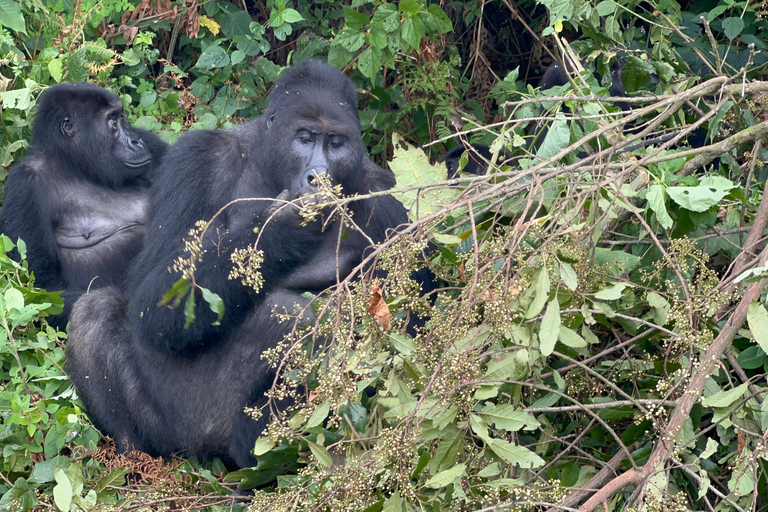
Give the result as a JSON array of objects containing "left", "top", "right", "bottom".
[{"left": 368, "top": 278, "right": 391, "bottom": 331}]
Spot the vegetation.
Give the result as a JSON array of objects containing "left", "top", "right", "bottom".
[{"left": 3, "top": 0, "right": 768, "bottom": 510}]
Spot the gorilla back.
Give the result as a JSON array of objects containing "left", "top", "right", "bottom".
[
  {"left": 66, "top": 61, "right": 420, "bottom": 468},
  {"left": 0, "top": 83, "right": 167, "bottom": 326}
]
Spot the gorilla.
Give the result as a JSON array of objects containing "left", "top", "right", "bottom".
[
  {"left": 441, "top": 143, "right": 494, "bottom": 178},
  {"left": 66, "top": 61, "right": 423, "bottom": 469},
  {"left": 0, "top": 83, "right": 167, "bottom": 327}
]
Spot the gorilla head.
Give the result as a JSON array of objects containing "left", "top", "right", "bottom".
[
  {"left": 33, "top": 83, "right": 154, "bottom": 186},
  {"left": 262, "top": 61, "right": 366, "bottom": 198}
]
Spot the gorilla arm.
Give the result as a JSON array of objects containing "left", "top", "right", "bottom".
[{"left": 0, "top": 162, "right": 78, "bottom": 324}]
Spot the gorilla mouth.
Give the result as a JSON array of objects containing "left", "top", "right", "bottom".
[
  {"left": 57, "top": 223, "right": 145, "bottom": 250},
  {"left": 124, "top": 157, "right": 152, "bottom": 169}
]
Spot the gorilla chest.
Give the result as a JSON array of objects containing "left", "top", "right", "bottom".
[{"left": 52, "top": 180, "right": 149, "bottom": 264}]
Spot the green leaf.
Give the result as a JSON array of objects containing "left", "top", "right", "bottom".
[
  {"left": 307, "top": 440, "right": 333, "bottom": 467},
  {"left": 53, "top": 469, "right": 73, "bottom": 512},
  {"left": 283, "top": 8, "right": 304, "bottom": 23},
  {"left": 559, "top": 326, "right": 587, "bottom": 348},
  {"left": 388, "top": 333, "right": 416, "bottom": 355},
  {"left": 334, "top": 27, "right": 366, "bottom": 52},
  {"left": 390, "top": 134, "right": 458, "bottom": 220},
  {"left": 304, "top": 401, "right": 331, "bottom": 429},
  {"left": 160, "top": 278, "right": 191, "bottom": 308},
  {"left": 399, "top": 0, "right": 421, "bottom": 15},
  {"left": 429, "top": 429, "right": 463, "bottom": 473},
  {"left": 0, "top": 0, "right": 26, "bottom": 33},
  {"left": 702, "top": 382, "right": 748, "bottom": 408},
  {"left": 747, "top": 302, "right": 768, "bottom": 355},
  {"left": 487, "top": 439, "right": 545, "bottom": 468},
  {"left": 382, "top": 492, "right": 402, "bottom": 512},
  {"left": 478, "top": 404, "right": 540, "bottom": 431},
  {"left": 424, "top": 5, "right": 452, "bottom": 33},
  {"left": 736, "top": 345, "right": 766, "bottom": 369},
  {"left": 231, "top": 50, "right": 246, "bottom": 65},
  {"left": 595, "top": 0, "right": 617, "bottom": 14},
  {"left": 200, "top": 287, "right": 225, "bottom": 326},
  {"left": 559, "top": 261, "right": 577, "bottom": 291},
  {"left": 646, "top": 184, "right": 673, "bottom": 229},
  {"left": 647, "top": 292, "right": 670, "bottom": 325},
  {"left": 344, "top": 6, "right": 370, "bottom": 29},
  {"left": 372, "top": 3, "right": 400, "bottom": 32},
  {"left": 93, "top": 467, "right": 129, "bottom": 493},
  {"left": 49, "top": 59, "right": 64, "bottom": 83},
  {"left": 140, "top": 90, "right": 157, "bottom": 109},
  {"left": 424, "top": 463, "right": 466, "bottom": 488},
  {"left": 4, "top": 288, "right": 24, "bottom": 312},
  {"left": 222, "top": 10, "right": 253, "bottom": 38},
  {"left": 667, "top": 182, "right": 732, "bottom": 212},
  {"left": 707, "top": 4, "right": 729, "bottom": 19},
  {"left": 68, "top": 48, "right": 90, "bottom": 82},
  {"left": 535, "top": 116, "right": 570, "bottom": 159},
  {"left": 196, "top": 45, "right": 230, "bottom": 71},
  {"left": 525, "top": 265, "right": 550, "bottom": 319},
  {"left": 594, "top": 282, "right": 628, "bottom": 301},
  {"left": 253, "top": 436, "right": 275, "bottom": 456},
  {"left": 358, "top": 47, "right": 381, "bottom": 81},
  {"left": 183, "top": 292, "right": 196, "bottom": 328},
  {"left": 593, "top": 248, "right": 641, "bottom": 275},
  {"left": 0, "top": 88, "right": 32, "bottom": 110},
  {"left": 722, "top": 17, "right": 744, "bottom": 40},
  {"left": 539, "top": 300, "right": 560, "bottom": 357},
  {"left": 432, "top": 233, "right": 463, "bottom": 245},
  {"left": 400, "top": 16, "right": 422, "bottom": 50}
]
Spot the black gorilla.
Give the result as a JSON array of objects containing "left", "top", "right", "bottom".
[
  {"left": 66, "top": 61, "right": 420, "bottom": 468},
  {"left": 0, "top": 83, "right": 167, "bottom": 326},
  {"left": 441, "top": 143, "right": 494, "bottom": 178}
]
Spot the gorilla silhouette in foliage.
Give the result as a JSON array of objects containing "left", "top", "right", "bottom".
[
  {"left": 0, "top": 83, "right": 167, "bottom": 327},
  {"left": 66, "top": 61, "right": 425, "bottom": 468}
]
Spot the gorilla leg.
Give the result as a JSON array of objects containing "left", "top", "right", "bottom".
[{"left": 67, "top": 288, "right": 311, "bottom": 467}]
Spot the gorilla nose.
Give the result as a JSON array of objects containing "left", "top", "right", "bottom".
[
  {"left": 130, "top": 136, "right": 146, "bottom": 149},
  {"left": 303, "top": 167, "right": 329, "bottom": 187}
]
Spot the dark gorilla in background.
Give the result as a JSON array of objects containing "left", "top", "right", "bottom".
[
  {"left": 0, "top": 83, "right": 167, "bottom": 327},
  {"left": 443, "top": 58, "right": 646, "bottom": 174},
  {"left": 66, "top": 61, "right": 423, "bottom": 468}
]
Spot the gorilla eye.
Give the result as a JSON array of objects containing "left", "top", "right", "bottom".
[
  {"left": 109, "top": 118, "right": 118, "bottom": 131},
  {"left": 296, "top": 131, "right": 313, "bottom": 144},
  {"left": 328, "top": 136, "right": 346, "bottom": 149}
]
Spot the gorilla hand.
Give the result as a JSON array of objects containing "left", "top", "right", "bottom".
[{"left": 264, "top": 186, "right": 332, "bottom": 228}]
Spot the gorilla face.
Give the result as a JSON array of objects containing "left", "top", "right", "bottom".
[
  {"left": 265, "top": 106, "right": 365, "bottom": 199},
  {"left": 37, "top": 83, "right": 153, "bottom": 186},
  {"left": 285, "top": 121, "right": 362, "bottom": 198}
]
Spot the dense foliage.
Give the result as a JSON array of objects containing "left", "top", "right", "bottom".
[{"left": 3, "top": 0, "right": 768, "bottom": 510}]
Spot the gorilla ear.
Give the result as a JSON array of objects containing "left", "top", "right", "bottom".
[
  {"left": 266, "top": 114, "right": 276, "bottom": 129},
  {"left": 60, "top": 117, "right": 75, "bottom": 138}
]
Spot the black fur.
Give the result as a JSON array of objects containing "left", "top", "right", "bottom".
[
  {"left": 0, "top": 83, "right": 167, "bottom": 326},
  {"left": 441, "top": 143, "right": 494, "bottom": 177},
  {"left": 66, "top": 61, "right": 422, "bottom": 468}
]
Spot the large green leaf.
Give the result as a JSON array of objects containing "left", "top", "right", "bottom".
[
  {"left": 390, "top": 135, "right": 458, "bottom": 220},
  {"left": 0, "top": 0, "right": 26, "bottom": 33}
]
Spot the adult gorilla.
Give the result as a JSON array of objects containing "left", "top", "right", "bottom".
[
  {"left": 0, "top": 83, "right": 167, "bottom": 326},
  {"left": 66, "top": 61, "right": 420, "bottom": 468}
]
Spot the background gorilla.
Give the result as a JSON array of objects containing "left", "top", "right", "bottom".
[
  {"left": 0, "top": 83, "right": 167, "bottom": 326},
  {"left": 66, "top": 61, "right": 423, "bottom": 468},
  {"left": 441, "top": 143, "right": 493, "bottom": 178}
]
